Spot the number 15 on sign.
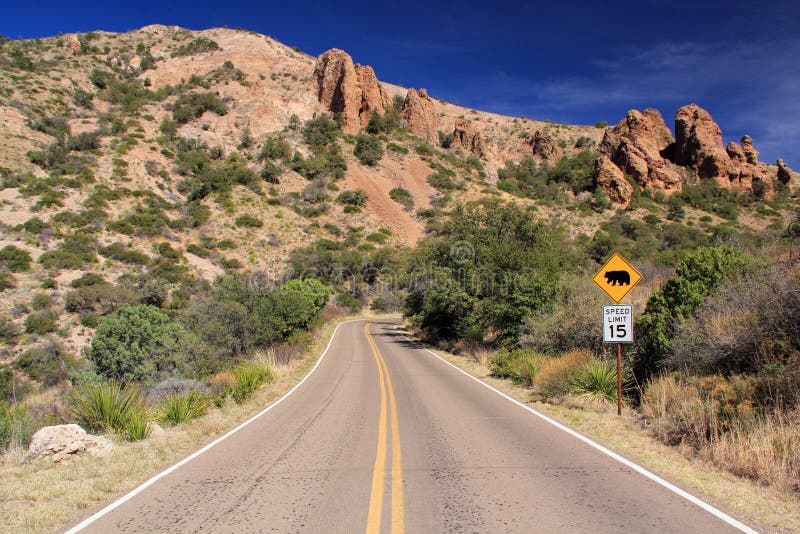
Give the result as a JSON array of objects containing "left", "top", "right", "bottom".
[{"left": 603, "top": 305, "right": 633, "bottom": 343}]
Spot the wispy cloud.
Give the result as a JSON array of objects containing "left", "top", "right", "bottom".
[{"left": 455, "top": 39, "right": 800, "bottom": 167}]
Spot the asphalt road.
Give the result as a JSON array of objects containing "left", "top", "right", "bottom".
[{"left": 71, "top": 319, "right": 750, "bottom": 533}]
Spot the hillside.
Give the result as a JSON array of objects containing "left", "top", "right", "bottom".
[{"left": 0, "top": 24, "right": 798, "bottom": 395}]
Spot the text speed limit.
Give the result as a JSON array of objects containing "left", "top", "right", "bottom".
[{"left": 603, "top": 305, "right": 633, "bottom": 343}]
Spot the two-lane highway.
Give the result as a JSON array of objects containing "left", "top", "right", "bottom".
[{"left": 71, "top": 319, "right": 750, "bottom": 533}]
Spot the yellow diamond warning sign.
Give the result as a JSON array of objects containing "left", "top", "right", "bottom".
[{"left": 592, "top": 253, "right": 642, "bottom": 303}]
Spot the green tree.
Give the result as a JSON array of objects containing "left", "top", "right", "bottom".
[
  {"left": 354, "top": 134, "right": 383, "bottom": 166},
  {"left": 405, "top": 200, "right": 574, "bottom": 342},
  {"left": 634, "top": 246, "right": 751, "bottom": 383},
  {"left": 88, "top": 305, "right": 191, "bottom": 382}
]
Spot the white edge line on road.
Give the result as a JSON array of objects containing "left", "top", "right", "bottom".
[
  {"left": 65, "top": 319, "right": 356, "bottom": 534},
  {"left": 413, "top": 341, "right": 757, "bottom": 534}
]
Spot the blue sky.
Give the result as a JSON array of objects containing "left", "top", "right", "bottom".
[{"left": 3, "top": 0, "right": 798, "bottom": 168}]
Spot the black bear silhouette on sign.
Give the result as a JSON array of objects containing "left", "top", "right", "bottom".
[{"left": 604, "top": 270, "right": 630, "bottom": 286}]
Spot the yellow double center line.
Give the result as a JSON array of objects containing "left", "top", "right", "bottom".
[{"left": 364, "top": 323, "right": 404, "bottom": 534}]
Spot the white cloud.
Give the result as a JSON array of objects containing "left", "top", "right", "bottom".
[{"left": 456, "top": 39, "right": 800, "bottom": 167}]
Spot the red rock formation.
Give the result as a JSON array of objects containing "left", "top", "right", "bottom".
[
  {"left": 402, "top": 88, "right": 437, "bottom": 140},
  {"left": 529, "top": 131, "right": 562, "bottom": 162},
  {"left": 451, "top": 119, "right": 484, "bottom": 156},
  {"left": 313, "top": 49, "right": 391, "bottom": 133},
  {"left": 740, "top": 135, "right": 759, "bottom": 164},
  {"left": 599, "top": 109, "right": 682, "bottom": 192},
  {"left": 66, "top": 34, "right": 81, "bottom": 55},
  {"left": 354, "top": 64, "right": 391, "bottom": 126},
  {"left": 594, "top": 156, "right": 633, "bottom": 205},
  {"left": 673, "top": 104, "right": 732, "bottom": 185},
  {"left": 726, "top": 135, "right": 769, "bottom": 190}
]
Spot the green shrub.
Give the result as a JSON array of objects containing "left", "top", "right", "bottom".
[
  {"left": 41, "top": 278, "right": 57, "bottom": 289},
  {"left": 354, "top": 134, "right": 383, "bottom": 166},
  {"left": 71, "top": 272, "right": 105, "bottom": 288},
  {"left": 0, "top": 402, "right": 34, "bottom": 451},
  {"left": 65, "top": 282, "right": 136, "bottom": 314},
  {"left": 80, "top": 313, "right": 99, "bottom": 328},
  {"left": 24, "top": 310, "right": 57, "bottom": 334},
  {"left": 634, "top": 246, "right": 752, "bottom": 383},
  {"left": 99, "top": 242, "right": 150, "bottom": 265},
  {"left": 172, "top": 37, "right": 220, "bottom": 57},
  {"left": 30, "top": 293, "right": 52, "bottom": 310},
  {"left": 489, "top": 348, "right": 541, "bottom": 383},
  {"left": 414, "top": 142, "right": 434, "bottom": 156},
  {"left": 69, "top": 381, "right": 149, "bottom": 440},
  {"left": 173, "top": 92, "right": 227, "bottom": 124},
  {"left": 0, "top": 245, "right": 32, "bottom": 272},
  {"left": 187, "top": 203, "right": 211, "bottom": 227},
  {"left": 160, "top": 391, "right": 209, "bottom": 425},
  {"left": 365, "top": 111, "right": 401, "bottom": 134},
  {"left": 337, "top": 189, "right": 367, "bottom": 207},
  {"left": 88, "top": 305, "right": 191, "bottom": 382},
  {"left": 569, "top": 359, "right": 618, "bottom": 402},
  {"left": 259, "top": 136, "right": 291, "bottom": 161},
  {"left": 14, "top": 339, "right": 74, "bottom": 387},
  {"left": 123, "top": 408, "right": 151, "bottom": 441},
  {"left": 302, "top": 115, "right": 340, "bottom": 148},
  {"left": 66, "top": 131, "right": 101, "bottom": 151},
  {"left": 73, "top": 88, "right": 94, "bottom": 109},
  {"left": 186, "top": 244, "right": 211, "bottom": 258},
  {"left": 387, "top": 143, "right": 408, "bottom": 155},
  {"left": 389, "top": 187, "right": 414, "bottom": 210},
  {"left": 39, "top": 233, "right": 97, "bottom": 269},
  {"left": 235, "top": 214, "right": 263, "bottom": 228},
  {"left": 231, "top": 362, "right": 274, "bottom": 403}
]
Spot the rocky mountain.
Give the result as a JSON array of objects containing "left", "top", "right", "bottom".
[{"left": 0, "top": 25, "right": 797, "bottom": 362}]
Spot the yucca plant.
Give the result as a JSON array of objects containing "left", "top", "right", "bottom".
[
  {"left": 69, "top": 381, "right": 145, "bottom": 434},
  {"left": 231, "top": 362, "right": 275, "bottom": 404},
  {"left": 123, "top": 408, "right": 152, "bottom": 442},
  {"left": 160, "top": 391, "right": 209, "bottom": 425},
  {"left": 569, "top": 359, "right": 618, "bottom": 402},
  {"left": 519, "top": 355, "right": 539, "bottom": 387}
]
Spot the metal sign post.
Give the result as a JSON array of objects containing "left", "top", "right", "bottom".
[
  {"left": 594, "top": 253, "right": 641, "bottom": 417},
  {"left": 603, "top": 304, "right": 632, "bottom": 416}
]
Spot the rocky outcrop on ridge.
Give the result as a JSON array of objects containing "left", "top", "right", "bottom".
[
  {"left": 594, "top": 155, "right": 634, "bottom": 205},
  {"left": 529, "top": 131, "right": 562, "bottom": 162},
  {"left": 594, "top": 103, "right": 787, "bottom": 204},
  {"left": 402, "top": 88, "right": 437, "bottom": 140},
  {"left": 673, "top": 103, "right": 733, "bottom": 185},
  {"left": 599, "top": 108, "right": 682, "bottom": 193},
  {"left": 313, "top": 49, "right": 391, "bottom": 133},
  {"left": 451, "top": 119, "right": 484, "bottom": 156}
]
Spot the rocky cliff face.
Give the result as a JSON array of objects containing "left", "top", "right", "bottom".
[
  {"left": 599, "top": 108, "right": 682, "bottom": 193},
  {"left": 594, "top": 103, "right": 786, "bottom": 205},
  {"left": 594, "top": 156, "right": 634, "bottom": 204},
  {"left": 313, "top": 49, "right": 391, "bottom": 133},
  {"left": 402, "top": 88, "right": 437, "bottom": 140},
  {"left": 452, "top": 119, "right": 484, "bottom": 156},
  {"left": 673, "top": 103, "right": 733, "bottom": 185},
  {"left": 529, "top": 131, "right": 562, "bottom": 162}
]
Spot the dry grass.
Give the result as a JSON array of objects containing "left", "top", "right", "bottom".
[
  {"left": 533, "top": 349, "right": 592, "bottom": 399},
  {"left": 0, "top": 316, "right": 359, "bottom": 534},
  {"left": 641, "top": 373, "right": 800, "bottom": 495},
  {"left": 410, "top": 328, "right": 800, "bottom": 533}
]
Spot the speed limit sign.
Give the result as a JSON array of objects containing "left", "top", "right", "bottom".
[{"left": 603, "top": 305, "right": 633, "bottom": 343}]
